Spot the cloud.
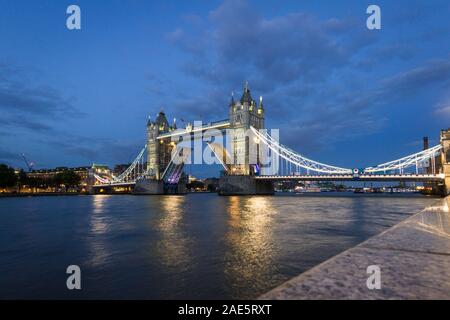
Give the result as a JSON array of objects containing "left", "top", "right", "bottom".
[
  {"left": 263, "top": 57, "right": 450, "bottom": 152},
  {"left": 157, "top": 0, "right": 450, "bottom": 157},
  {"left": 354, "top": 44, "right": 415, "bottom": 71},
  {"left": 36, "top": 131, "right": 143, "bottom": 166},
  {"left": 0, "top": 62, "right": 84, "bottom": 128},
  {"left": 0, "top": 86, "right": 65, "bottom": 115},
  {"left": 0, "top": 61, "right": 147, "bottom": 168},
  {"left": 171, "top": 0, "right": 372, "bottom": 88},
  {"left": 380, "top": 59, "right": 450, "bottom": 96},
  {"left": 0, "top": 60, "right": 120, "bottom": 170},
  {"left": 0, "top": 116, "right": 52, "bottom": 132},
  {"left": 0, "top": 61, "right": 91, "bottom": 166},
  {"left": 434, "top": 100, "right": 450, "bottom": 117},
  {"left": 0, "top": 148, "right": 19, "bottom": 165},
  {"left": 162, "top": 0, "right": 381, "bottom": 128}
]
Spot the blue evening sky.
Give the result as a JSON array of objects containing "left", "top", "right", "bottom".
[{"left": 0, "top": 0, "right": 449, "bottom": 177}]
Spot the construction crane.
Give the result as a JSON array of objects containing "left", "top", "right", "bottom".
[{"left": 21, "top": 153, "right": 34, "bottom": 172}]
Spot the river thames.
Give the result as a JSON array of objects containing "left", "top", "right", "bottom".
[{"left": 0, "top": 193, "right": 439, "bottom": 299}]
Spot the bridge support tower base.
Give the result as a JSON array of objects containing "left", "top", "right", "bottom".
[
  {"left": 133, "top": 179, "right": 187, "bottom": 195},
  {"left": 218, "top": 175, "right": 274, "bottom": 195},
  {"left": 443, "top": 173, "right": 450, "bottom": 196},
  {"left": 133, "top": 179, "right": 165, "bottom": 194}
]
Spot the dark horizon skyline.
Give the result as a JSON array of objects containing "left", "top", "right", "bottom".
[{"left": 1, "top": 0, "right": 449, "bottom": 177}]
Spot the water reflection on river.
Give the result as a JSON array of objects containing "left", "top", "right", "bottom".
[
  {"left": 0, "top": 193, "right": 438, "bottom": 299},
  {"left": 153, "top": 196, "right": 193, "bottom": 272}
]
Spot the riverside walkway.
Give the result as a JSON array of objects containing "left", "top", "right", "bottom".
[{"left": 261, "top": 196, "right": 450, "bottom": 299}]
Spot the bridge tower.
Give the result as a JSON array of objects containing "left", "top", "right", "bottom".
[
  {"left": 228, "top": 82, "right": 265, "bottom": 175},
  {"left": 219, "top": 82, "right": 273, "bottom": 195},
  {"left": 146, "top": 110, "right": 172, "bottom": 180},
  {"left": 440, "top": 129, "right": 450, "bottom": 194},
  {"left": 135, "top": 110, "right": 181, "bottom": 194}
]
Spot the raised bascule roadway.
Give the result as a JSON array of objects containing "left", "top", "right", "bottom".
[{"left": 91, "top": 83, "right": 450, "bottom": 195}]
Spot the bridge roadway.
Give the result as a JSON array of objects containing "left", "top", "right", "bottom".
[
  {"left": 255, "top": 173, "right": 444, "bottom": 182},
  {"left": 156, "top": 119, "right": 230, "bottom": 140},
  {"left": 92, "top": 173, "right": 444, "bottom": 188},
  {"left": 93, "top": 181, "right": 136, "bottom": 188}
]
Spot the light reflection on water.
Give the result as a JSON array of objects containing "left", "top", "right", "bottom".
[
  {"left": 88, "top": 195, "right": 113, "bottom": 268},
  {"left": 224, "top": 196, "right": 278, "bottom": 298},
  {"left": 0, "top": 193, "right": 439, "bottom": 299},
  {"left": 91, "top": 195, "right": 110, "bottom": 233},
  {"left": 153, "top": 196, "right": 193, "bottom": 272}
]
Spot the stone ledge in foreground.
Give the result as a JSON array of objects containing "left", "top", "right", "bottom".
[{"left": 260, "top": 196, "right": 450, "bottom": 300}]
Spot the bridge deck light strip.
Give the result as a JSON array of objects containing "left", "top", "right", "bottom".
[
  {"left": 255, "top": 173, "right": 444, "bottom": 181},
  {"left": 250, "top": 126, "right": 353, "bottom": 174},
  {"left": 156, "top": 120, "right": 230, "bottom": 140},
  {"left": 111, "top": 144, "right": 147, "bottom": 183},
  {"left": 363, "top": 144, "right": 442, "bottom": 173},
  {"left": 93, "top": 144, "right": 148, "bottom": 185},
  {"left": 94, "top": 125, "right": 445, "bottom": 186},
  {"left": 93, "top": 173, "right": 111, "bottom": 184}
]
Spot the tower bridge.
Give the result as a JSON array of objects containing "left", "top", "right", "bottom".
[{"left": 91, "top": 82, "right": 450, "bottom": 195}]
